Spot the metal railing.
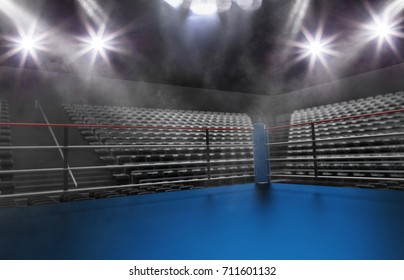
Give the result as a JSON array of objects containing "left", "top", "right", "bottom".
[{"left": 0, "top": 122, "right": 254, "bottom": 198}]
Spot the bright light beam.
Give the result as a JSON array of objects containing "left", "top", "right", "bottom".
[
  {"left": 76, "top": 0, "right": 108, "bottom": 26},
  {"left": 284, "top": 0, "right": 311, "bottom": 37},
  {"left": 383, "top": 0, "right": 404, "bottom": 22}
]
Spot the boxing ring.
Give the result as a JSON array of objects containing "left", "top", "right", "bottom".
[
  {"left": 0, "top": 108, "right": 404, "bottom": 259},
  {"left": 1, "top": 107, "right": 404, "bottom": 200}
]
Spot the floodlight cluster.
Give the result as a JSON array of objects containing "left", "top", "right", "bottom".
[
  {"left": 1, "top": 0, "right": 404, "bottom": 73},
  {"left": 190, "top": 0, "right": 218, "bottom": 15},
  {"left": 165, "top": 0, "right": 262, "bottom": 15}
]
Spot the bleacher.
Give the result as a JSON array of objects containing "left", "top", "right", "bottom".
[
  {"left": 271, "top": 91, "right": 404, "bottom": 189},
  {"left": 0, "top": 103, "right": 255, "bottom": 208},
  {"left": 0, "top": 99, "right": 14, "bottom": 196},
  {"left": 64, "top": 104, "right": 254, "bottom": 190},
  {"left": 0, "top": 100, "right": 14, "bottom": 207},
  {"left": 4, "top": 90, "right": 402, "bottom": 208}
]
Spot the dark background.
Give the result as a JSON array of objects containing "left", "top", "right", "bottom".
[{"left": 1, "top": 0, "right": 403, "bottom": 95}]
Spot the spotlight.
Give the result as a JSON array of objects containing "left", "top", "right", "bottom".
[
  {"left": 19, "top": 36, "right": 36, "bottom": 51},
  {"left": 306, "top": 41, "right": 324, "bottom": 57},
  {"left": 190, "top": 0, "right": 218, "bottom": 15},
  {"left": 298, "top": 33, "right": 337, "bottom": 61},
  {"left": 90, "top": 36, "right": 105, "bottom": 52},
  {"left": 359, "top": 13, "right": 404, "bottom": 58},
  {"left": 360, "top": 2, "right": 404, "bottom": 44},
  {"left": 374, "top": 21, "right": 393, "bottom": 39},
  {"left": 75, "top": 23, "right": 126, "bottom": 68},
  {"left": 0, "top": 21, "right": 52, "bottom": 67},
  {"left": 365, "top": 16, "right": 398, "bottom": 42},
  {"left": 15, "top": 34, "right": 46, "bottom": 66},
  {"left": 287, "top": 25, "right": 339, "bottom": 74},
  {"left": 13, "top": 34, "right": 41, "bottom": 58}
]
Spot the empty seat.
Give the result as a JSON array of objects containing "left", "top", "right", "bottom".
[
  {"left": 284, "top": 91, "right": 404, "bottom": 189},
  {"left": 64, "top": 103, "right": 254, "bottom": 193}
]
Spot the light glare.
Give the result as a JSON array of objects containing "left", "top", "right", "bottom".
[
  {"left": 74, "top": 21, "right": 129, "bottom": 70},
  {"left": 20, "top": 37, "right": 35, "bottom": 51},
  {"left": 375, "top": 22, "right": 392, "bottom": 38},
  {"left": 90, "top": 37, "right": 105, "bottom": 51},
  {"left": 161, "top": 0, "right": 262, "bottom": 13},
  {"left": 0, "top": 27, "right": 50, "bottom": 68},
  {"left": 286, "top": 25, "right": 340, "bottom": 75},
  {"left": 190, "top": 0, "right": 218, "bottom": 15},
  {"left": 359, "top": 1, "right": 404, "bottom": 52},
  {"left": 362, "top": 13, "right": 398, "bottom": 42},
  {"left": 307, "top": 41, "right": 324, "bottom": 56}
]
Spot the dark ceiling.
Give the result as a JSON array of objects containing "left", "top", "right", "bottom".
[{"left": 0, "top": 0, "right": 403, "bottom": 95}]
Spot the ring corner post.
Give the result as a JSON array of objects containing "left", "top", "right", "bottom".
[{"left": 253, "top": 123, "right": 271, "bottom": 186}]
